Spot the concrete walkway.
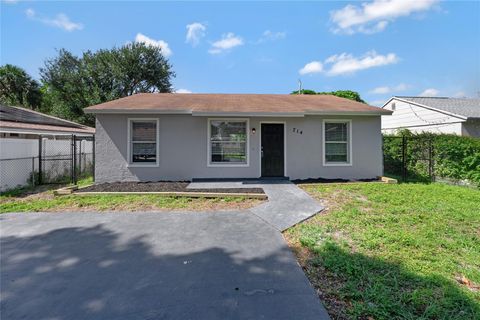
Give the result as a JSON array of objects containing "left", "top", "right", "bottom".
[{"left": 188, "top": 180, "right": 324, "bottom": 231}]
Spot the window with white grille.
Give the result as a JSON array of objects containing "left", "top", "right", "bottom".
[{"left": 323, "top": 120, "right": 351, "bottom": 165}]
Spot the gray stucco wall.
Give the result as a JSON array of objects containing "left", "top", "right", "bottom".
[{"left": 94, "top": 114, "right": 383, "bottom": 183}]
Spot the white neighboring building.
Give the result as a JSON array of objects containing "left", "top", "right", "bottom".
[
  {"left": 0, "top": 105, "right": 94, "bottom": 191},
  {"left": 381, "top": 96, "right": 480, "bottom": 137}
]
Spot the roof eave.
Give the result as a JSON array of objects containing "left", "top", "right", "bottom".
[
  {"left": 304, "top": 110, "right": 392, "bottom": 116},
  {"left": 192, "top": 111, "right": 305, "bottom": 117},
  {"left": 84, "top": 108, "right": 192, "bottom": 114},
  {"left": 84, "top": 109, "right": 391, "bottom": 116},
  {"left": 0, "top": 127, "right": 94, "bottom": 135}
]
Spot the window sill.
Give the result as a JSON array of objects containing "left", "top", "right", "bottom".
[
  {"left": 207, "top": 163, "right": 249, "bottom": 168},
  {"left": 323, "top": 162, "right": 352, "bottom": 167},
  {"left": 127, "top": 163, "right": 160, "bottom": 168}
]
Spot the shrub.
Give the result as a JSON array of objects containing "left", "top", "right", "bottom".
[
  {"left": 383, "top": 132, "right": 480, "bottom": 187},
  {"left": 433, "top": 135, "right": 480, "bottom": 185},
  {"left": 290, "top": 89, "right": 366, "bottom": 103}
]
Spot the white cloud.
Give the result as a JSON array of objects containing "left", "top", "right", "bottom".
[
  {"left": 208, "top": 33, "right": 244, "bottom": 54},
  {"left": 331, "top": 0, "right": 438, "bottom": 34},
  {"left": 135, "top": 33, "right": 172, "bottom": 57},
  {"left": 25, "top": 8, "right": 83, "bottom": 32},
  {"left": 370, "top": 86, "right": 391, "bottom": 94},
  {"left": 258, "top": 30, "right": 286, "bottom": 43},
  {"left": 453, "top": 91, "right": 466, "bottom": 98},
  {"left": 394, "top": 83, "right": 409, "bottom": 91},
  {"left": 299, "top": 51, "right": 398, "bottom": 77},
  {"left": 299, "top": 61, "right": 323, "bottom": 75},
  {"left": 369, "top": 83, "right": 409, "bottom": 94},
  {"left": 419, "top": 88, "right": 439, "bottom": 96},
  {"left": 186, "top": 22, "right": 206, "bottom": 46},
  {"left": 25, "top": 8, "right": 35, "bottom": 17},
  {"left": 325, "top": 51, "right": 399, "bottom": 76},
  {"left": 175, "top": 89, "right": 192, "bottom": 94}
]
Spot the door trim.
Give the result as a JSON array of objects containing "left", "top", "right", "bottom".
[{"left": 259, "top": 121, "right": 287, "bottom": 177}]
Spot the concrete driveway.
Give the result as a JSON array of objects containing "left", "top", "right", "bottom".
[{"left": 0, "top": 211, "right": 330, "bottom": 320}]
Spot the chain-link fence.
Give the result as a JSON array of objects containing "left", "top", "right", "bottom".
[
  {"left": 0, "top": 134, "right": 94, "bottom": 192},
  {"left": 0, "top": 157, "right": 39, "bottom": 191},
  {"left": 383, "top": 135, "right": 435, "bottom": 182}
]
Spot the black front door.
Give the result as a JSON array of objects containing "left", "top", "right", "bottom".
[{"left": 261, "top": 123, "right": 284, "bottom": 177}]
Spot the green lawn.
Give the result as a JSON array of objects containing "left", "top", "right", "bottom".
[
  {"left": 286, "top": 183, "right": 480, "bottom": 320},
  {"left": 0, "top": 194, "right": 253, "bottom": 213},
  {"left": 0, "top": 181, "right": 261, "bottom": 213}
]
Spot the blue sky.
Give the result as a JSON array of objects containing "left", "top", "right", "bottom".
[{"left": 1, "top": 0, "right": 479, "bottom": 105}]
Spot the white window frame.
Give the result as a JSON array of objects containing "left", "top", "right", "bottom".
[
  {"left": 207, "top": 118, "right": 250, "bottom": 167},
  {"left": 322, "top": 119, "right": 352, "bottom": 166},
  {"left": 127, "top": 118, "right": 160, "bottom": 167}
]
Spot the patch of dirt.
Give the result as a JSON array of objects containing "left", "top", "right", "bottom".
[
  {"left": 286, "top": 239, "right": 351, "bottom": 320},
  {"left": 0, "top": 185, "right": 58, "bottom": 203},
  {"left": 284, "top": 185, "right": 359, "bottom": 319},
  {"left": 78, "top": 182, "right": 265, "bottom": 194},
  {"left": 455, "top": 275, "right": 480, "bottom": 292},
  {"left": 302, "top": 187, "right": 353, "bottom": 213}
]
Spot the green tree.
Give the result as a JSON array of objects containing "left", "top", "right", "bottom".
[
  {"left": 40, "top": 43, "right": 175, "bottom": 126},
  {"left": 0, "top": 64, "right": 42, "bottom": 109},
  {"left": 317, "top": 90, "right": 366, "bottom": 103},
  {"left": 291, "top": 89, "right": 366, "bottom": 103},
  {"left": 291, "top": 89, "right": 317, "bottom": 95}
]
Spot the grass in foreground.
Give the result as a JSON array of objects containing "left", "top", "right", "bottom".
[
  {"left": 0, "top": 176, "right": 93, "bottom": 198},
  {"left": 0, "top": 183, "right": 261, "bottom": 213},
  {"left": 285, "top": 183, "right": 480, "bottom": 320}
]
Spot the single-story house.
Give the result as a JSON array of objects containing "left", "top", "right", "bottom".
[
  {"left": 84, "top": 93, "right": 392, "bottom": 183},
  {"left": 381, "top": 96, "right": 480, "bottom": 137}
]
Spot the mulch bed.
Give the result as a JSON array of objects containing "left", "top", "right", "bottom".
[{"left": 77, "top": 181, "right": 265, "bottom": 194}]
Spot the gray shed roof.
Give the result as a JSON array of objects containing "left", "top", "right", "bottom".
[
  {"left": 0, "top": 104, "right": 94, "bottom": 134},
  {"left": 394, "top": 96, "right": 480, "bottom": 119}
]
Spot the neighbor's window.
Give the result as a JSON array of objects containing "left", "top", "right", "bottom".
[
  {"left": 209, "top": 120, "right": 248, "bottom": 165},
  {"left": 130, "top": 120, "right": 158, "bottom": 164},
  {"left": 324, "top": 121, "right": 350, "bottom": 164}
]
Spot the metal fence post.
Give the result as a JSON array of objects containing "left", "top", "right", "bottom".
[
  {"left": 78, "top": 138, "right": 82, "bottom": 175},
  {"left": 38, "top": 135, "right": 42, "bottom": 185},
  {"left": 430, "top": 139, "right": 435, "bottom": 182},
  {"left": 31, "top": 157, "right": 35, "bottom": 186},
  {"left": 92, "top": 135, "right": 95, "bottom": 182},
  {"left": 72, "top": 135, "right": 77, "bottom": 185},
  {"left": 73, "top": 135, "right": 77, "bottom": 184},
  {"left": 402, "top": 135, "right": 407, "bottom": 182},
  {"left": 70, "top": 135, "right": 74, "bottom": 184}
]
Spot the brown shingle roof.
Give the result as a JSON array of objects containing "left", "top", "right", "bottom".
[{"left": 84, "top": 93, "right": 391, "bottom": 115}]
